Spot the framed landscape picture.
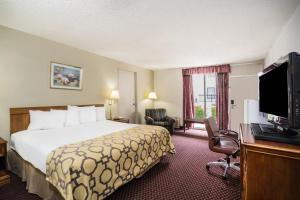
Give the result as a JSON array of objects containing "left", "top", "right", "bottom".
[{"left": 50, "top": 62, "right": 83, "bottom": 90}]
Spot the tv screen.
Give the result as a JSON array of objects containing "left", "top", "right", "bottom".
[{"left": 259, "top": 62, "right": 288, "bottom": 118}]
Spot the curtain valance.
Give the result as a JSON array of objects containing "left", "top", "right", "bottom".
[{"left": 182, "top": 64, "right": 231, "bottom": 75}]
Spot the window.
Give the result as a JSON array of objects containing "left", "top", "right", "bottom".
[
  {"left": 192, "top": 74, "right": 216, "bottom": 128},
  {"left": 207, "top": 87, "right": 216, "bottom": 100}
]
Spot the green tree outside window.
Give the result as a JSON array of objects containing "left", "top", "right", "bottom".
[
  {"left": 195, "top": 106, "right": 204, "bottom": 119},
  {"left": 211, "top": 105, "right": 216, "bottom": 119}
]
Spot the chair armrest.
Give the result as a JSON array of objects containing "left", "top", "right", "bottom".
[
  {"left": 165, "top": 116, "right": 175, "bottom": 123},
  {"left": 211, "top": 135, "right": 240, "bottom": 155},
  {"left": 145, "top": 116, "right": 154, "bottom": 124},
  {"left": 219, "top": 129, "right": 239, "bottom": 135},
  {"left": 219, "top": 130, "right": 239, "bottom": 140},
  {"left": 218, "top": 135, "right": 239, "bottom": 145}
]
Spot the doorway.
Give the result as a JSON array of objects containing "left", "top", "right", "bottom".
[
  {"left": 118, "top": 69, "right": 137, "bottom": 123},
  {"left": 192, "top": 73, "right": 217, "bottom": 129}
]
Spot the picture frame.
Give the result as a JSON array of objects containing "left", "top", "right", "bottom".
[{"left": 50, "top": 62, "right": 83, "bottom": 90}]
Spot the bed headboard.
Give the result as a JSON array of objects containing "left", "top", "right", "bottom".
[{"left": 10, "top": 104, "right": 104, "bottom": 134}]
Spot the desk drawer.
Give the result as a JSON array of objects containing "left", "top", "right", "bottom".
[{"left": 244, "top": 148, "right": 300, "bottom": 200}]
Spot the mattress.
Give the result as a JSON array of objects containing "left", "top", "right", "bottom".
[{"left": 10, "top": 120, "right": 137, "bottom": 173}]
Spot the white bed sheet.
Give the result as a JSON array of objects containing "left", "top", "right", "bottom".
[{"left": 10, "top": 120, "right": 137, "bottom": 173}]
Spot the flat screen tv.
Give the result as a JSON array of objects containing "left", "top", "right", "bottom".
[
  {"left": 259, "top": 62, "right": 288, "bottom": 118},
  {"left": 259, "top": 52, "right": 300, "bottom": 129}
]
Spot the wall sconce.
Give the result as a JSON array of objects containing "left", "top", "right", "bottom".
[
  {"left": 148, "top": 92, "right": 157, "bottom": 100},
  {"left": 108, "top": 90, "right": 120, "bottom": 119}
]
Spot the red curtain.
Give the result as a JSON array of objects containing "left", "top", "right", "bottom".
[
  {"left": 216, "top": 73, "right": 229, "bottom": 130},
  {"left": 182, "top": 64, "right": 230, "bottom": 130},
  {"left": 182, "top": 74, "right": 194, "bottom": 127}
]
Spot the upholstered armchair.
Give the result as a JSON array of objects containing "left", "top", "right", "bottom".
[{"left": 145, "top": 108, "right": 175, "bottom": 134}]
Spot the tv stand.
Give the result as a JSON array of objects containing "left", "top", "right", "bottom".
[
  {"left": 251, "top": 123, "right": 300, "bottom": 145},
  {"left": 240, "top": 124, "right": 300, "bottom": 200}
]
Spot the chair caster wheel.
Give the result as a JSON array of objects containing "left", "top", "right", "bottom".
[
  {"left": 206, "top": 165, "right": 210, "bottom": 170},
  {"left": 222, "top": 176, "right": 227, "bottom": 180}
]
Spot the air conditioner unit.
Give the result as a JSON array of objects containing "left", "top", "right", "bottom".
[{"left": 244, "top": 99, "right": 269, "bottom": 124}]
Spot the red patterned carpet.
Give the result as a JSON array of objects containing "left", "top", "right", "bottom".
[{"left": 0, "top": 129, "right": 240, "bottom": 200}]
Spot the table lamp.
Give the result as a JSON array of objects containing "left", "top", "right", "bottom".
[
  {"left": 148, "top": 92, "right": 157, "bottom": 100},
  {"left": 108, "top": 90, "right": 119, "bottom": 119}
]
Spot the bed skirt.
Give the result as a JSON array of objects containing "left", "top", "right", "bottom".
[
  {"left": 7, "top": 149, "right": 161, "bottom": 200},
  {"left": 7, "top": 149, "right": 64, "bottom": 200}
]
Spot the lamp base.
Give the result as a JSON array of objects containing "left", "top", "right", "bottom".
[{"left": 109, "top": 105, "right": 112, "bottom": 120}]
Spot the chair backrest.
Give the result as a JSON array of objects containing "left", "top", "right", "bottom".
[
  {"left": 145, "top": 108, "right": 166, "bottom": 121},
  {"left": 204, "top": 117, "right": 220, "bottom": 150}
]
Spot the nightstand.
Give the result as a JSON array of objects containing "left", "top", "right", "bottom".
[
  {"left": 111, "top": 117, "right": 130, "bottom": 123},
  {"left": 0, "top": 138, "right": 10, "bottom": 186}
]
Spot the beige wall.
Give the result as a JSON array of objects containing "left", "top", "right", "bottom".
[
  {"left": 154, "top": 69, "right": 183, "bottom": 123},
  {"left": 154, "top": 62, "right": 263, "bottom": 129},
  {"left": 0, "top": 26, "right": 154, "bottom": 141},
  {"left": 229, "top": 62, "right": 263, "bottom": 131},
  {"left": 265, "top": 4, "right": 300, "bottom": 66}
]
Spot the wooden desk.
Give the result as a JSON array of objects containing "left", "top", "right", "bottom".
[
  {"left": 239, "top": 124, "right": 300, "bottom": 200},
  {"left": 183, "top": 119, "right": 204, "bottom": 133}
]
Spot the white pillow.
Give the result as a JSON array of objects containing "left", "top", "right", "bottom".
[
  {"left": 65, "top": 105, "right": 97, "bottom": 125},
  {"left": 28, "top": 110, "right": 65, "bottom": 130},
  {"left": 50, "top": 109, "right": 67, "bottom": 126},
  {"left": 68, "top": 105, "right": 79, "bottom": 110},
  {"left": 79, "top": 106, "right": 97, "bottom": 123},
  {"left": 65, "top": 106, "right": 80, "bottom": 126},
  {"left": 96, "top": 107, "right": 106, "bottom": 121}
]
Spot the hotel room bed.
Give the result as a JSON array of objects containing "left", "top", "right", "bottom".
[{"left": 8, "top": 105, "right": 175, "bottom": 200}]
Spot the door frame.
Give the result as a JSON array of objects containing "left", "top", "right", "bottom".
[{"left": 117, "top": 69, "right": 138, "bottom": 123}]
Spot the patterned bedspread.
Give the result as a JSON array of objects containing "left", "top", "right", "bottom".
[{"left": 46, "top": 125, "right": 175, "bottom": 200}]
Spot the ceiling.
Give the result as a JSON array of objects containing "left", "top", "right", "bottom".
[{"left": 0, "top": 0, "right": 299, "bottom": 69}]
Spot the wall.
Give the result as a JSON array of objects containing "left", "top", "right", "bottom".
[
  {"left": 265, "top": 4, "right": 300, "bottom": 66},
  {"left": 0, "top": 26, "right": 154, "bottom": 141},
  {"left": 154, "top": 62, "right": 263, "bottom": 129},
  {"left": 154, "top": 69, "right": 183, "bottom": 124},
  {"left": 229, "top": 62, "right": 263, "bottom": 131}
]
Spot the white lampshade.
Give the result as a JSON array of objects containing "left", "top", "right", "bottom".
[
  {"left": 148, "top": 92, "right": 157, "bottom": 100},
  {"left": 110, "top": 90, "right": 120, "bottom": 100}
]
